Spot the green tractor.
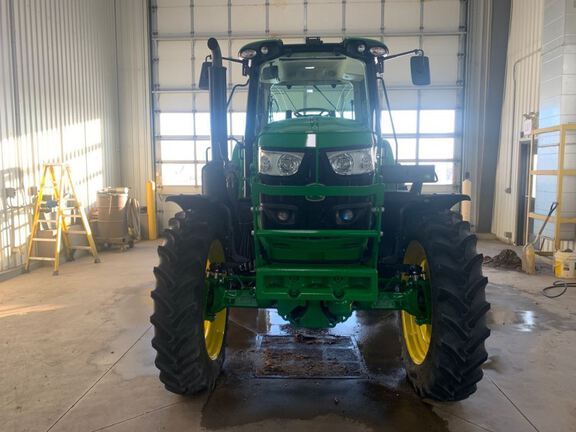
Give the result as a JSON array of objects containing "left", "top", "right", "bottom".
[{"left": 151, "top": 37, "right": 490, "bottom": 401}]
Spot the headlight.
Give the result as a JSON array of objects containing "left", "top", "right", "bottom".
[
  {"left": 259, "top": 150, "right": 304, "bottom": 176},
  {"left": 370, "top": 46, "right": 387, "bottom": 57},
  {"left": 239, "top": 48, "right": 257, "bottom": 59},
  {"left": 327, "top": 149, "right": 375, "bottom": 175}
]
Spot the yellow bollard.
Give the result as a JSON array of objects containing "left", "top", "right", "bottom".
[
  {"left": 146, "top": 180, "right": 158, "bottom": 240},
  {"left": 461, "top": 175, "right": 471, "bottom": 223}
]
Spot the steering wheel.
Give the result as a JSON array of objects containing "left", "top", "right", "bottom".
[{"left": 294, "top": 108, "right": 331, "bottom": 117}]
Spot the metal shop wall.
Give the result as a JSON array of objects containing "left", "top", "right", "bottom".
[
  {"left": 492, "top": 0, "right": 543, "bottom": 243},
  {"left": 0, "top": 0, "right": 120, "bottom": 273},
  {"left": 149, "top": 0, "right": 469, "bottom": 225},
  {"left": 116, "top": 0, "right": 154, "bottom": 205}
]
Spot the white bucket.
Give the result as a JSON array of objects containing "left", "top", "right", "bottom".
[{"left": 554, "top": 250, "right": 576, "bottom": 279}]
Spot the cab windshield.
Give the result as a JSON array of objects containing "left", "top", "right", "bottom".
[{"left": 256, "top": 53, "right": 370, "bottom": 131}]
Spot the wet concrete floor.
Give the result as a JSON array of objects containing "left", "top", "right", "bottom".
[
  {"left": 203, "top": 308, "right": 450, "bottom": 432},
  {"left": 1, "top": 240, "right": 575, "bottom": 432}
]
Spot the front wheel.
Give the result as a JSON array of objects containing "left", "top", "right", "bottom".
[
  {"left": 151, "top": 210, "right": 228, "bottom": 395},
  {"left": 400, "top": 211, "right": 490, "bottom": 401}
]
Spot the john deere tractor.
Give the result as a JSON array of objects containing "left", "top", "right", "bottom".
[{"left": 151, "top": 37, "right": 490, "bottom": 401}]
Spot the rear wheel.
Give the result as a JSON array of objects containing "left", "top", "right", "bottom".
[
  {"left": 400, "top": 211, "right": 490, "bottom": 401},
  {"left": 151, "top": 210, "right": 228, "bottom": 395}
]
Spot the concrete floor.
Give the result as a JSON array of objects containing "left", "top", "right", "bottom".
[{"left": 1, "top": 240, "right": 575, "bottom": 432}]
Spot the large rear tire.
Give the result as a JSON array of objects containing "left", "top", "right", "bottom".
[
  {"left": 400, "top": 210, "right": 490, "bottom": 401},
  {"left": 151, "top": 210, "right": 228, "bottom": 395}
]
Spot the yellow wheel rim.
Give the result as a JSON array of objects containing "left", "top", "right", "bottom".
[
  {"left": 204, "top": 240, "right": 227, "bottom": 360},
  {"left": 401, "top": 241, "right": 432, "bottom": 365}
]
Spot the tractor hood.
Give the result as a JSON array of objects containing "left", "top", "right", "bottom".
[{"left": 258, "top": 117, "right": 375, "bottom": 149}]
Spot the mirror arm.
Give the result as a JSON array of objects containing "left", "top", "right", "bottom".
[
  {"left": 222, "top": 56, "right": 244, "bottom": 64},
  {"left": 383, "top": 49, "right": 424, "bottom": 61}
]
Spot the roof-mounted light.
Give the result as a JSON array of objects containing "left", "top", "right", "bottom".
[
  {"left": 239, "top": 48, "right": 257, "bottom": 59},
  {"left": 369, "top": 46, "right": 387, "bottom": 57}
]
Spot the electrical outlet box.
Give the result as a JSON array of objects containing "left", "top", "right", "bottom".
[{"left": 5, "top": 187, "right": 16, "bottom": 198}]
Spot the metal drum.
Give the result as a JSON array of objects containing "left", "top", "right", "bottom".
[{"left": 94, "top": 187, "right": 129, "bottom": 242}]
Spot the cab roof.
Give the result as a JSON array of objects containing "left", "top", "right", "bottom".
[{"left": 238, "top": 37, "right": 389, "bottom": 64}]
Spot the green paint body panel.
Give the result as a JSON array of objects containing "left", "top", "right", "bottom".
[
  {"left": 259, "top": 118, "right": 374, "bottom": 149},
  {"left": 249, "top": 113, "right": 389, "bottom": 327}
]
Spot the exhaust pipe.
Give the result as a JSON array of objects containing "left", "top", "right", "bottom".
[{"left": 202, "top": 38, "right": 229, "bottom": 200}]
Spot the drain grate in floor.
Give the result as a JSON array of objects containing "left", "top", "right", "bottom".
[{"left": 254, "top": 334, "right": 367, "bottom": 379}]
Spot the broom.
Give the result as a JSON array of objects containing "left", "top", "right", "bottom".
[{"left": 522, "top": 201, "right": 558, "bottom": 274}]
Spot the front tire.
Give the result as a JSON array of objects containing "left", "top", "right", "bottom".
[
  {"left": 400, "top": 211, "right": 490, "bottom": 401},
  {"left": 151, "top": 210, "right": 228, "bottom": 395}
]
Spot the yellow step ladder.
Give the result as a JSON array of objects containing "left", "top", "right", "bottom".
[{"left": 24, "top": 164, "right": 100, "bottom": 275}]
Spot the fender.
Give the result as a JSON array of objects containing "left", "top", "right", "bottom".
[
  {"left": 380, "top": 192, "right": 470, "bottom": 264},
  {"left": 166, "top": 194, "right": 246, "bottom": 264},
  {"left": 384, "top": 191, "right": 469, "bottom": 214}
]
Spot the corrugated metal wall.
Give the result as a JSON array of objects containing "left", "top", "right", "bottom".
[
  {"left": 492, "top": 0, "right": 543, "bottom": 242},
  {"left": 0, "top": 0, "right": 120, "bottom": 273},
  {"left": 116, "top": 0, "right": 153, "bottom": 204}
]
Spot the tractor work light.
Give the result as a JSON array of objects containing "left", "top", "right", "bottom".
[
  {"left": 369, "top": 46, "right": 387, "bottom": 57},
  {"left": 339, "top": 209, "right": 355, "bottom": 223},
  {"left": 276, "top": 210, "right": 291, "bottom": 222},
  {"left": 239, "top": 48, "right": 257, "bottom": 59},
  {"left": 259, "top": 149, "right": 304, "bottom": 176},
  {"left": 327, "top": 149, "right": 375, "bottom": 175}
]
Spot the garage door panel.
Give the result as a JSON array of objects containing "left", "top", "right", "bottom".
[
  {"left": 158, "top": 94, "right": 194, "bottom": 112},
  {"left": 384, "top": 90, "right": 419, "bottom": 110},
  {"left": 195, "top": 0, "right": 227, "bottom": 5},
  {"left": 308, "top": 1, "right": 342, "bottom": 33},
  {"left": 229, "top": 91, "right": 247, "bottom": 112},
  {"left": 269, "top": 3, "right": 305, "bottom": 33},
  {"left": 194, "top": 4, "right": 229, "bottom": 34},
  {"left": 423, "top": 0, "right": 461, "bottom": 31},
  {"left": 158, "top": 41, "right": 192, "bottom": 87},
  {"left": 346, "top": 2, "right": 381, "bottom": 33},
  {"left": 420, "top": 89, "right": 459, "bottom": 109},
  {"left": 195, "top": 92, "right": 210, "bottom": 112},
  {"left": 383, "top": 1, "right": 420, "bottom": 32},
  {"left": 157, "top": 0, "right": 189, "bottom": 7},
  {"left": 157, "top": 5, "right": 191, "bottom": 34},
  {"left": 423, "top": 37, "right": 459, "bottom": 84},
  {"left": 231, "top": 3, "right": 266, "bottom": 33}
]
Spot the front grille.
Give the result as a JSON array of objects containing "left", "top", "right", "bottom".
[
  {"left": 259, "top": 147, "right": 375, "bottom": 230},
  {"left": 261, "top": 196, "right": 373, "bottom": 230}
]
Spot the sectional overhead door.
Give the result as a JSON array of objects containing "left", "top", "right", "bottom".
[{"left": 150, "top": 0, "right": 467, "bottom": 193}]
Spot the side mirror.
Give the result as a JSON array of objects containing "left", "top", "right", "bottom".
[
  {"left": 199, "top": 61, "right": 212, "bottom": 90},
  {"left": 261, "top": 65, "right": 279, "bottom": 81},
  {"left": 410, "top": 56, "right": 430, "bottom": 86}
]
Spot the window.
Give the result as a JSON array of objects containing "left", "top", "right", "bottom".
[
  {"left": 382, "top": 109, "right": 458, "bottom": 186},
  {"left": 257, "top": 54, "right": 369, "bottom": 130},
  {"left": 157, "top": 112, "right": 243, "bottom": 186},
  {"left": 159, "top": 113, "right": 193, "bottom": 136}
]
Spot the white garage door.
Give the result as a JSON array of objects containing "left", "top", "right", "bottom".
[{"left": 151, "top": 0, "right": 466, "bottom": 192}]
